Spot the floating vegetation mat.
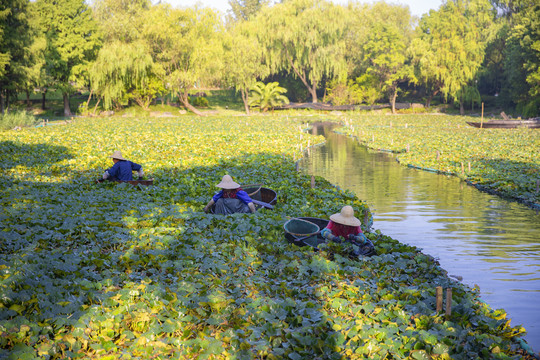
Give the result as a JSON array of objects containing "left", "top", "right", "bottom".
[{"left": 0, "top": 115, "right": 535, "bottom": 359}]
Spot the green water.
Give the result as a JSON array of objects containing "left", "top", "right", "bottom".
[{"left": 300, "top": 125, "right": 540, "bottom": 351}]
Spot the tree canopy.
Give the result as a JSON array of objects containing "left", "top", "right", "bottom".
[
  {"left": 36, "top": 0, "right": 101, "bottom": 116},
  {"left": 255, "top": 0, "right": 348, "bottom": 103},
  {"left": 0, "top": 0, "right": 537, "bottom": 116}
]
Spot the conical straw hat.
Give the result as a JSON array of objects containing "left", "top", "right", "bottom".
[
  {"left": 329, "top": 205, "right": 361, "bottom": 227},
  {"left": 110, "top": 150, "right": 126, "bottom": 161},
  {"left": 216, "top": 175, "right": 241, "bottom": 189}
]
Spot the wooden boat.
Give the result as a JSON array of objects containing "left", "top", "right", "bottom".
[
  {"left": 284, "top": 217, "right": 329, "bottom": 250},
  {"left": 466, "top": 118, "right": 540, "bottom": 129},
  {"left": 96, "top": 179, "right": 154, "bottom": 186}
]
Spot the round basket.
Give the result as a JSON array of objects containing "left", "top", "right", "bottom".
[{"left": 283, "top": 218, "right": 320, "bottom": 237}]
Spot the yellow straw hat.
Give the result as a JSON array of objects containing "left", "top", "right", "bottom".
[
  {"left": 329, "top": 205, "right": 361, "bottom": 227},
  {"left": 216, "top": 175, "right": 241, "bottom": 189},
  {"left": 110, "top": 150, "right": 126, "bottom": 161}
]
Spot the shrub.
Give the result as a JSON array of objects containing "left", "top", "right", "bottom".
[
  {"left": 248, "top": 82, "right": 289, "bottom": 112},
  {"left": 189, "top": 96, "right": 209, "bottom": 108},
  {"left": 0, "top": 111, "right": 37, "bottom": 131}
]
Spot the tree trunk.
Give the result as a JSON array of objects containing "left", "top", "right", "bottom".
[
  {"left": 0, "top": 91, "right": 4, "bottom": 114},
  {"left": 285, "top": 50, "right": 318, "bottom": 103},
  {"left": 42, "top": 90, "right": 47, "bottom": 110},
  {"left": 26, "top": 90, "right": 31, "bottom": 107},
  {"left": 390, "top": 89, "right": 397, "bottom": 114},
  {"left": 63, "top": 93, "right": 72, "bottom": 116},
  {"left": 309, "top": 83, "right": 318, "bottom": 103},
  {"left": 426, "top": 95, "right": 432, "bottom": 108},
  {"left": 92, "top": 97, "right": 101, "bottom": 116},
  {"left": 242, "top": 89, "right": 250, "bottom": 115},
  {"left": 179, "top": 91, "right": 205, "bottom": 116},
  {"left": 460, "top": 101, "right": 465, "bottom": 115}
]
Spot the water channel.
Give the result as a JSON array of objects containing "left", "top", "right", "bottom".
[{"left": 299, "top": 124, "right": 540, "bottom": 351}]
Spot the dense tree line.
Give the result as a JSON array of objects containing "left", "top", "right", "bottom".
[{"left": 0, "top": 0, "right": 538, "bottom": 116}]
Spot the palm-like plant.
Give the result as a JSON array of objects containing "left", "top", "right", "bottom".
[{"left": 248, "top": 81, "right": 289, "bottom": 112}]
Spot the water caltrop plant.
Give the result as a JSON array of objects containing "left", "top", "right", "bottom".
[{"left": 0, "top": 115, "right": 533, "bottom": 359}]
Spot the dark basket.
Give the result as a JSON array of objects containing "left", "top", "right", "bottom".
[
  {"left": 243, "top": 185, "right": 277, "bottom": 206},
  {"left": 283, "top": 218, "right": 320, "bottom": 237}
]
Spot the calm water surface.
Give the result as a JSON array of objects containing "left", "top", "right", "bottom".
[{"left": 299, "top": 125, "right": 540, "bottom": 351}]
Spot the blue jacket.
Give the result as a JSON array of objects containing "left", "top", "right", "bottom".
[
  {"left": 107, "top": 160, "right": 142, "bottom": 181},
  {"left": 212, "top": 189, "right": 253, "bottom": 205}
]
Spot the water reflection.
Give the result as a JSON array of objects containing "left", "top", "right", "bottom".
[{"left": 300, "top": 125, "right": 540, "bottom": 351}]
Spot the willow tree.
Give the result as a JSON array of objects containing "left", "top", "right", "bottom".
[
  {"left": 255, "top": 0, "right": 347, "bottom": 103},
  {"left": 90, "top": 41, "right": 161, "bottom": 111},
  {"left": 140, "top": 4, "right": 224, "bottom": 115},
  {"left": 411, "top": 0, "right": 495, "bottom": 114},
  {"left": 36, "top": 0, "right": 101, "bottom": 116},
  {"left": 228, "top": 0, "right": 269, "bottom": 21}
]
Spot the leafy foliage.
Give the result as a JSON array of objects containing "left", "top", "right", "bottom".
[
  {"left": 503, "top": 3, "right": 540, "bottom": 117},
  {"left": 411, "top": 0, "right": 495, "bottom": 114},
  {"left": 229, "top": 0, "right": 269, "bottom": 21},
  {"left": 0, "top": 115, "right": 531, "bottom": 359},
  {"left": 255, "top": 0, "right": 347, "bottom": 103},
  {"left": 36, "top": 0, "right": 101, "bottom": 116},
  {"left": 363, "top": 22, "right": 414, "bottom": 113},
  {"left": 0, "top": 110, "right": 36, "bottom": 130},
  {"left": 90, "top": 41, "right": 162, "bottom": 111},
  {"left": 189, "top": 96, "right": 209, "bottom": 108},
  {"left": 0, "top": 0, "right": 32, "bottom": 111},
  {"left": 248, "top": 81, "right": 289, "bottom": 112}
]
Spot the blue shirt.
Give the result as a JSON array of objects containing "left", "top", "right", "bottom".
[
  {"left": 107, "top": 160, "right": 142, "bottom": 181},
  {"left": 212, "top": 190, "right": 253, "bottom": 205}
]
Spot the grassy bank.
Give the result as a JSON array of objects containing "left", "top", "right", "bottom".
[
  {"left": 0, "top": 115, "right": 534, "bottom": 359},
  {"left": 337, "top": 114, "right": 540, "bottom": 210}
]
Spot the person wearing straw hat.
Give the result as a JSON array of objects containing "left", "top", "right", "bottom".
[
  {"left": 102, "top": 150, "right": 144, "bottom": 181},
  {"left": 321, "top": 205, "right": 375, "bottom": 256},
  {"left": 204, "top": 175, "right": 256, "bottom": 214}
]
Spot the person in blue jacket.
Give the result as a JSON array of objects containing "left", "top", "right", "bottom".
[
  {"left": 204, "top": 175, "right": 256, "bottom": 214},
  {"left": 102, "top": 150, "right": 144, "bottom": 181}
]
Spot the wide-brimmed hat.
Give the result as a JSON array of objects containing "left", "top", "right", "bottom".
[
  {"left": 110, "top": 150, "right": 126, "bottom": 161},
  {"left": 330, "top": 205, "right": 361, "bottom": 227},
  {"left": 216, "top": 175, "right": 241, "bottom": 189}
]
